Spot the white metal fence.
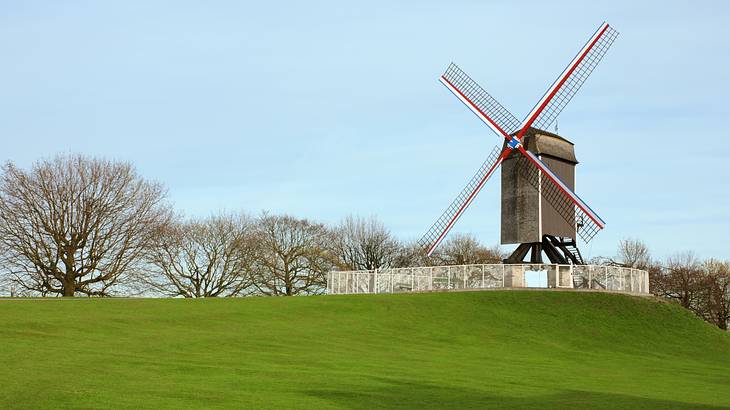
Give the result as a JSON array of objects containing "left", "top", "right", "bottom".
[{"left": 327, "top": 264, "right": 650, "bottom": 295}]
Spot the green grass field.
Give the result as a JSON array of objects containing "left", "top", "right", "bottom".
[{"left": 1, "top": 291, "right": 729, "bottom": 409}]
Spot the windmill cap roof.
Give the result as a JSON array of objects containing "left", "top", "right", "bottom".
[{"left": 507, "top": 127, "right": 578, "bottom": 164}]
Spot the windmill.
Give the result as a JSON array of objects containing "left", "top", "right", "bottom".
[{"left": 419, "top": 22, "right": 618, "bottom": 265}]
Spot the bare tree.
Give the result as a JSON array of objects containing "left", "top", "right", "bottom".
[
  {"left": 699, "top": 259, "right": 730, "bottom": 330},
  {"left": 143, "top": 213, "right": 256, "bottom": 298},
  {"left": 652, "top": 251, "right": 704, "bottom": 311},
  {"left": 648, "top": 255, "right": 730, "bottom": 330},
  {"left": 331, "top": 215, "right": 400, "bottom": 270},
  {"left": 391, "top": 241, "right": 438, "bottom": 268},
  {"left": 0, "top": 154, "right": 171, "bottom": 297},
  {"left": 612, "top": 238, "right": 651, "bottom": 269},
  {"left": 434, "top": 234, "right": 503, "bottom": 266},
  {"left": 252, "top": 214, "right": 333, "bottom": 296}
]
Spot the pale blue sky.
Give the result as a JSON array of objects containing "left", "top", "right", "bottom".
[{"left": 1, "top": 0, "right": 729, "bottom": 260}]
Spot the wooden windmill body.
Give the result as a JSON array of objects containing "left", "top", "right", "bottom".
[{"left": 500, "top": 128, "right": 583, "bottom": 264}]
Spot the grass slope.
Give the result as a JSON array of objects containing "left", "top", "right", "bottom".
[{"left": 1, "top": 291, "right": 729, "bottom": 409}]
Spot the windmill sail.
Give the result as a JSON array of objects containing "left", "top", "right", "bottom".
[
  {"left": 520, "top": 22, "right": 619, "bottom": 133},
  {"left": 515, "top": 155, "right": 603, "bottom": 243},
  {"left": 419, "top": 145, "right": 505, "bottom": 256},
  {"left": 440, "top": 64, "right": 521, "bottom": 138}
]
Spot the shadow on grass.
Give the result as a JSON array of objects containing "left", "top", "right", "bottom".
[{"left": 306, "top": 378, "right": 725, "bottom": 409}]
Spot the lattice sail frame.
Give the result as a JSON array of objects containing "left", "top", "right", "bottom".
[
  {"left": 528, "top": 25, "right": 619, "bottom": 131},
  {"left": 514, "top": 155, "right": 601, "bottom": 243},
  {"left": 418, "top": 145, "right": 503, "bottom": 252},
  {"left": 420, "top": 22, "right": 617, "bottom": 255},
  {"left": 441, "top": 63, "right": 521, "bottom": 136}
]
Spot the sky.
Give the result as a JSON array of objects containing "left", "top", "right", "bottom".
[{"left": 1, "top": 0, "right": 729, "bottom": 261}]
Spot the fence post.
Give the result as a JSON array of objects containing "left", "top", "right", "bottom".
[
  {"left": 639, "top": 270, "right": 643, "bottom": 293},
  {"left": 519, "top": 265, "right": 523, "bottom": 288},
  {"left": 447, "top": 266, "right": 451, "bottom": 289},
  {"left": 629, "top": 269, "right": 634, "bottom": 292},
  {"left": 605, "top": 266, "right": 608, "bottom": 290},
  {"left": 411, "top": 268, "right": 415, "bottom": 291},
  {"left": 429, "top": 267, "right": 433, "bottom": 291},
  {"left": 620, "top": 269, "right": 624, "bottom": 290},
  {"left": 374, "top": 269, "right": 378, "bottom": 294},
  {"left": 502, "top": 264, "right": 505, "bottom": 288},
  {"left": 570, "top": 264, "right": 574, "bottom": 288},
  {"left": 481, "top": 265, "right": 485, "bottom": 289},
  {"left": 463, "top": 267, "right": 467, "bottom": 289},
  {"left": 588, "top": 268, "right": 592, "bottom": 289}
]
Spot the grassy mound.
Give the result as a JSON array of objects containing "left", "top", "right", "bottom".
[{"left": 1, "top": 291, "right": 728, "bottom": 409}]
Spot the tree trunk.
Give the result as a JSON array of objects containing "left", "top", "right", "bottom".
[{"left": 62, "top": 280, "right": 76, "bottom": 297}]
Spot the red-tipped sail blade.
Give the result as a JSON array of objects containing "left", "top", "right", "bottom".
[
  {"left": 440, "top": 63, "right": 522, "bottom": 138},
  {"left": 518, "top": 22, "right": 619, "bottom": 135},
  {"left": 513, "top": 150, "right": 604, "bottom": 242},
  {"left": 503, "top": 22, "right": 616, "bottom": 234},
  {"left": 419, "top": 145, "right": 508, "bottom": 256}
]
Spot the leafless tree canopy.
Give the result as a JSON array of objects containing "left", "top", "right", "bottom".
[
  {"left": 391, "top": 241, "right": 438, "bottom": 268},
  {"left": 0, "top": 155, "right": 171, "bottom": 297},
  {"left": 647, "top": 252, "right": 730, "bottom": 330},
  {"left": 652, "top": 251, "right": 704, "bottom": 310},
  {"left": 698, "top": 260, "right": 730, "bottom": 330},
  {"left": 331, "top": 215, "right": 400, "bottom": 270},
  {"left": 143, "top": 213, "right": 256, "bottom": 298},
  {"left": 252, "top": 214, "right": 333, "bottom": 296},
  {"left": 433, "top": 234, "right": 504, "bottom": 266},
  {"left": 613, "top": 238, "right": 651, "bottom": 269},
  {"left": 389, "top": 236, "right": 503, "bottom": 268}
]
